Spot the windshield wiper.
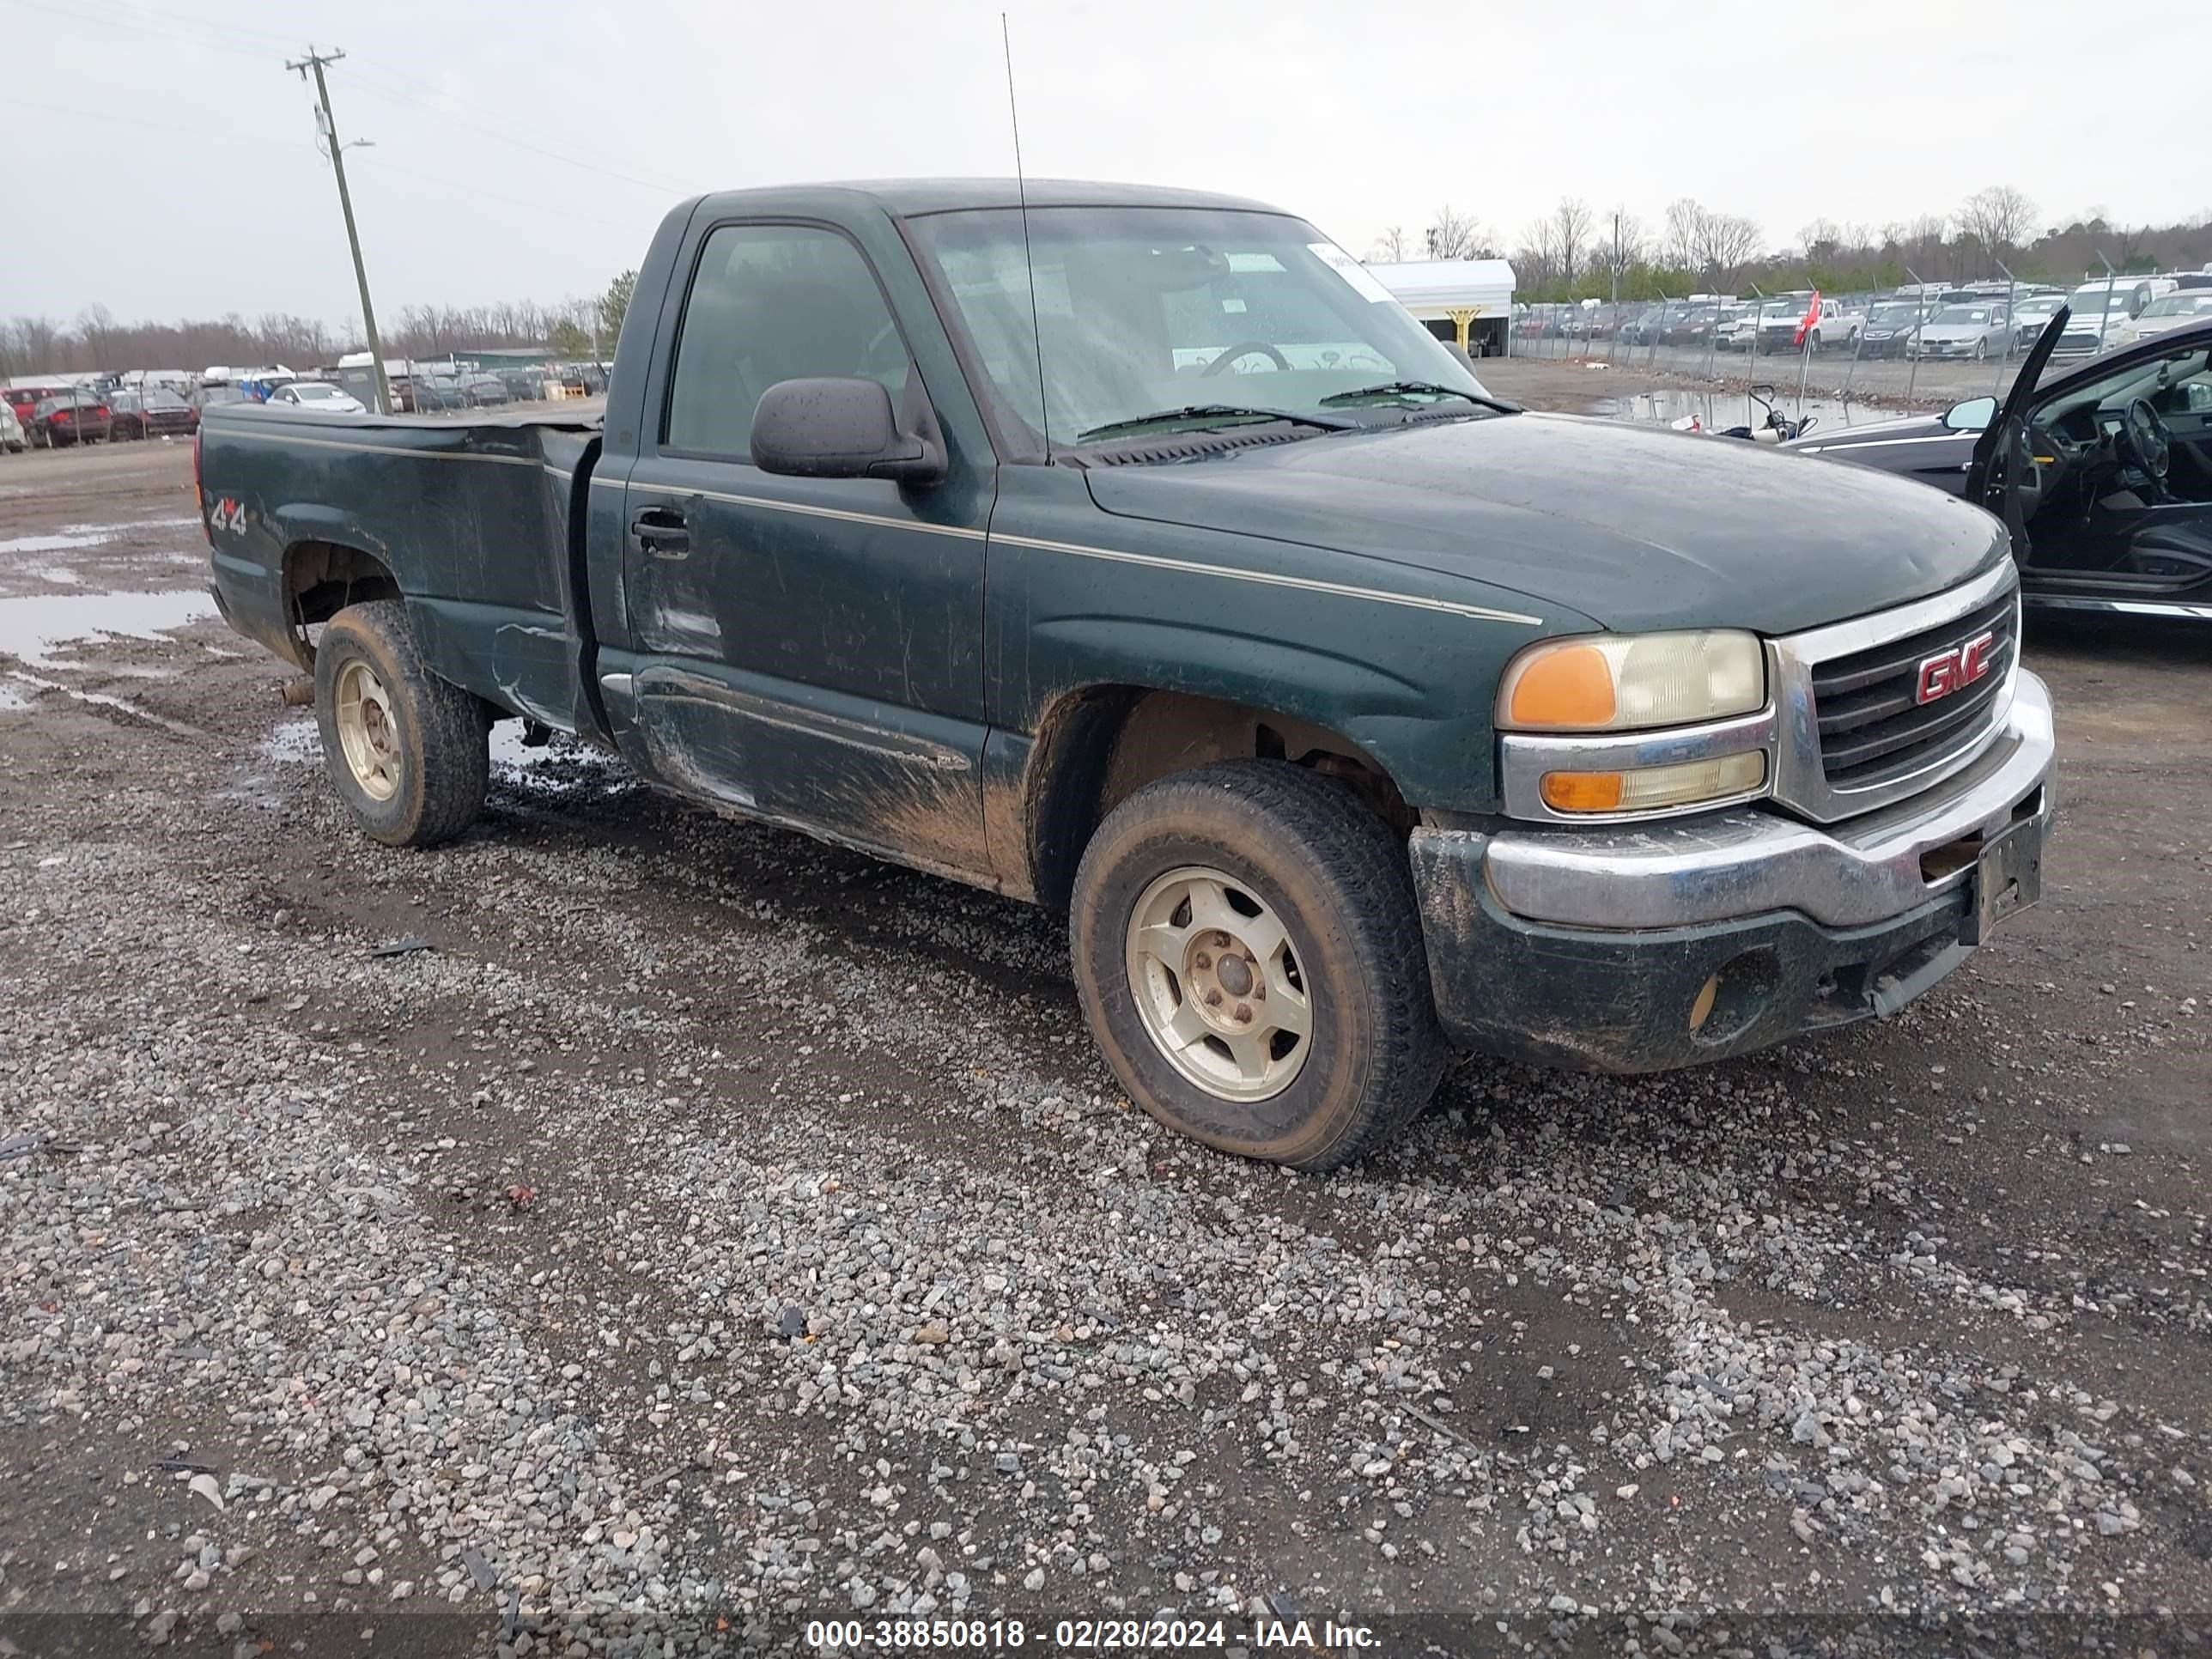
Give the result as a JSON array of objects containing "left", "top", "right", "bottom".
[
  {"left": 1319, "top": 380, "right": 1520, "bottom": 413},
  {"left": 1074, "top": 404, "right": 1356, "bottom": 442}
]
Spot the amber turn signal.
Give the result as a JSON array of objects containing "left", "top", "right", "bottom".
[
  {"left": 1506, "top": 641, "right": 1616, "bottom": 728},
  {"left": 1537, "top": 770, "right": 1626, "bottom": 811},
  {"left": 1539, "top": 751, "right": 1766, "bottom": 815}
]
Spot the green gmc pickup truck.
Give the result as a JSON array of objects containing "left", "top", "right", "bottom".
[{"left": 199, "top": 180, "right": 2055, "bottom": 1168}]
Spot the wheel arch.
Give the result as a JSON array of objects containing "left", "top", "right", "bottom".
[
  {"left": 1020, "top": 682, "right": 1417, "bottom": 914},
  {"left": 280, "top": 537, "right": 402, "bottom": 667}
]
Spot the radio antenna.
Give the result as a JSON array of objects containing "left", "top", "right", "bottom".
[{"left": 1001, "top": 13, "right": 1049, "bottom": 460}]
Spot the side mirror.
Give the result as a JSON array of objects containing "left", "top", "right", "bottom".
[
  {"left": 1942, "top": 395, "right": 1999, "bottom": 432},
  {"left": 750, "top": 377, "right": 944, "bottom": 485}
]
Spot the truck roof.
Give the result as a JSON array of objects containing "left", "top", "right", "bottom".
[{"left": 690, "top": 178, "right": 1281, "bottom": 218}]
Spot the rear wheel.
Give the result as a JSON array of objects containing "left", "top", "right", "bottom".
[
  {"left": 313, "top": 599, "right": 488, "bottom": 848},
  {"left": 1070, "top": 760, "right": 1445, "bottom": 1170}
]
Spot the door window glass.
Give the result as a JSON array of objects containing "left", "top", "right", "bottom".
[{"left": 665, "top": 224, "right": 907, "bottom": 458}]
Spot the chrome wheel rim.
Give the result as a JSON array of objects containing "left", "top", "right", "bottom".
[
  {"left": 1124, "top": 865, "right": 1313, "bottom": 1103},
  {"left": 333, "top": 659, "right": 402, "bottom": 803}
]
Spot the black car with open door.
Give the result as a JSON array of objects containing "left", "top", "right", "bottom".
[{"left": 1788, "top": 310, "right": 2212, "bottom": 622}]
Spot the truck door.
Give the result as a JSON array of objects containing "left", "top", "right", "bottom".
[{"left": 615, "top": 220, "right": 993, "bottom": 879}]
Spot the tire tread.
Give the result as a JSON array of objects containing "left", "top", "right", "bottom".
[
  {"left": 1071, "top": 759, "right": 1446, "bottom": 1170},
  {"left": 314, "top": 599, "right": 488, "bottom": 848}
]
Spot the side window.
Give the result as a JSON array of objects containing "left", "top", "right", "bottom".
[{"left": 665, "top": 223, "right": 908, "bottom": 459}]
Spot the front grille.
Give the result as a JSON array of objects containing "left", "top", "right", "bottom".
[{"left": 1808, "top": 589, "right": 2017, "bottom": 788}]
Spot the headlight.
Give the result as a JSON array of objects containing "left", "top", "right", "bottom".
[{"left": 1498, "top": 630, "right": 1766, "bottom": 732}]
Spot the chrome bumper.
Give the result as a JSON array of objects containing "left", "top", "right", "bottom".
[{"left": 1471, "top": 671, "right": 2054, "bottom": 932}]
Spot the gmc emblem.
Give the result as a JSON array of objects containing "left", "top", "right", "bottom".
[{"left": 1915, "top": 629, "right": 1997, "bottom": 704}]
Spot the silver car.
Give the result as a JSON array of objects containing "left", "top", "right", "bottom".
[{"left": 1905, "top": 302, "right": 2011, "bottom": 361}]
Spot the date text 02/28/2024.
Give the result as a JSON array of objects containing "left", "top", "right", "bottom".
[{"left": 803, "top": 1617, "right": 1380, "bottom": 1650}]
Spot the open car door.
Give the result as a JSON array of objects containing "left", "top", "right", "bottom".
[{"left": 1966, "top": 307, "right": 2069, "bottom": 563}]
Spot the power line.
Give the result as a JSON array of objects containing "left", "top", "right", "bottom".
[
  {"left": 338, "top": 52, "right": 691, "bottom": 185},
  {"left": 8, "top": 0, "right": 690, "bottom": 200},
  {"left": 347, "top": 153, "right": 650, "bottom": 234},
  {"left": 339, "top": 71, "right": 689, "bottom": 198},
  {"left": 0, "top": 0, "right": 267, "bottom": 60},
  {"left": 7, "top": 99, "right": 321, "bottom": 155},
  {"left": 96, "top": 0, "right": 303, "bottom": 48}
]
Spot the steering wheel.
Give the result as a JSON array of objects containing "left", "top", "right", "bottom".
[
  {"left": 2121, "top": 398, "right": 2171, "bottom": 482},
  {"left": 1201, "top": 341, "right": 1292, "bottom": 376}
]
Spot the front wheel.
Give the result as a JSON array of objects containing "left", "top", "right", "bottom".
[
  {"left": 313, "top": 599, "right": 489, "bottom": 848},
  {"left": 1070, "top": 760, "right": 1446, "bottom": 1170},
  {"left": 1973, "top": 339, "right": 1988, "bottom": 360}
]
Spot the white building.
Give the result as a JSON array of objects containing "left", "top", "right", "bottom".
[{"left": 1366, "top": 258, "right": 1517, "bottom": 357}]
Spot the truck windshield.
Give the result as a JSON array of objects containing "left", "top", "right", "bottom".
[{"left": 904, "top": 205, "right": 1492, "bottom": 451}]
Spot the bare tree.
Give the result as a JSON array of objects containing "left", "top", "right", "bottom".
[
  {"left": 1692, "top": 210, "right": 1761, "bottom": 283},
  {"left": 1662, "top": 198, "right": 1705, "bottom": 271},
  {"left": 1515, "top": 216, "right": 1562, "bottom": 290},
  {"left": 1370, "top": 225, "right": 1410, "bottom": 263},
  {"left": 1552, "top": 198, "right": 1593, "bottom": 290},
  {"left": 1798, "top": 218, "right": 1844, "bottom": 260},
  {"left": 76, "top": 304, "right": 120, "bottom": 368},
  {"left": 5, "top": 315, "right": 67, "bottom": 373},
  {"left": 1957, "top": 185, "right": 2036, "bottom": 257},
  {"left": 1424, "top": 204, "right": 1490, "bottom": 261}
]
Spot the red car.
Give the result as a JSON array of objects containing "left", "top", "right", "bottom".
[
  {"left": 4, "top": 382, "right": 70, "bottom": 428},
  {"left": 109, "top": 388, "right": 199, "bottom": 440},
  {"left": 28, "top": 392, "right": 111, "bottom": 447}
]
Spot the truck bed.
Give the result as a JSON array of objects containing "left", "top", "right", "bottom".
[{"left": 200, "top": 403, "right": 606, "bottom": 738}]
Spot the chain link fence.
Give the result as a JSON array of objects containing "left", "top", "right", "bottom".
[{"left": 1480, "top": 270, "right": 2194, "bottom": 411}]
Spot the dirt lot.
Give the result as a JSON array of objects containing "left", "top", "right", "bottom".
[{"left": 1, "top": 440, "right": 2207, "bottom": 1654}]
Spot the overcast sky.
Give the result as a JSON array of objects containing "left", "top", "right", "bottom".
[{"left": 6, "top": 0, "right": 2205, "bottom": 333}]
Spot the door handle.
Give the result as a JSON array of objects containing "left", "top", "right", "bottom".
[{"left": 631, "top": 506, "right": 690, "bottom": 557}]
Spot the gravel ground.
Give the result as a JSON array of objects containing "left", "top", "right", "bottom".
[{"left": 1, "top": 442, "right": 2208, "bottom": 1656}]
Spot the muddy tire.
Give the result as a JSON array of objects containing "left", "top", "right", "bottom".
[
  {"left": 1070, "top": 759, "right": 1446, "bottom": 1170},
  {"left": 313, "top": 599, "right": 488, "bottom": 848}
]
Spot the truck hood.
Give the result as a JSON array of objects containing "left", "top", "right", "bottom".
[{"left": 1084, "top": 412, "right": 2008, "bottom": 635}]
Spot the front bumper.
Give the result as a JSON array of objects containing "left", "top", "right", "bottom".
[{"left": 1409, "top": 672, "right": 2055, "bottom": 1073}]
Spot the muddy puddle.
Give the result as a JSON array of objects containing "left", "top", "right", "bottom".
[
  {"left": 0, "top": 515, "right": 202, "bottom": 558},
  {"left": 0, "top": 587, "right": 218, "bottom": 672}
]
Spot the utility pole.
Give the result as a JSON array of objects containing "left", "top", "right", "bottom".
[{"left": 289, "top": 46, "right": 392, "bottom": 415}]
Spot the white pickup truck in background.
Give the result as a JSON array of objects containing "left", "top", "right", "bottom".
[{"left": 1753, "top": 294, "right": 1865, "bottom": 353}]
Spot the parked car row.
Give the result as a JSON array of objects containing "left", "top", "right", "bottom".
[
  {"left": 414, "top": 373, "right": 514, "bottom": 411},
  {"left": 1516, "top": 272, "right": 2210, "bottom": 366},
  {"left": 2, "top": 384, "right": 121, "bottom": 447},
  {"left": 7, "top": 356, "right": 595, "bottom": 445}
]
